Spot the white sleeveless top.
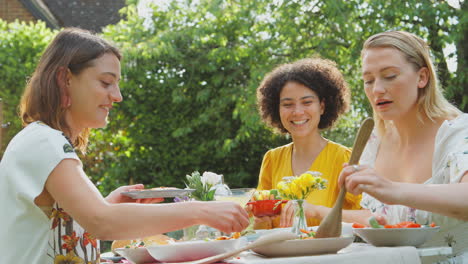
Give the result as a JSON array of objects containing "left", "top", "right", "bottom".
[
  {"left": 0, "top": 121, "right": 100, "bottom": 263},
  {"left": 360, "top": 114, "right": 468, "bottom": 264}
]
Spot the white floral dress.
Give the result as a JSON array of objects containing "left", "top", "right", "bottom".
[
  {"left": 360, "top": 114, "right": 468, "bottom": 264},
  {"left": 0, "top": 121, "right": 99, "bottom": 263}
]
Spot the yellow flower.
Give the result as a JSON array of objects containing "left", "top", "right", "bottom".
[
  {"left": 281, "top": 186, "right": 292, "bottom": 198},
  {"left": 54, "top": 252, "right": 85, "bottom": 264},
  {"left": 277, "top": 181, "right": 287, "bottom": 191},
  {"left": 276, "top": 171, "right": 327, "bottom": 200},
  {"left": 300, "top": 174, "right": 313, "bottom": 188}
]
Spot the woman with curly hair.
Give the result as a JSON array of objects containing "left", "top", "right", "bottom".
[{"left": 254, "top": 58, "right": 361, "bottom": 229}]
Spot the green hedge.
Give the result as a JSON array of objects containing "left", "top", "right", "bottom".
[
  {"left": 0, "top": 21, "right": 54, "bottom": 155},
  {"left": 1, "top": 0, "right": 466, "bottom": 195}
]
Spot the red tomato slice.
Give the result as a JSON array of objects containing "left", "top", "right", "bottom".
[{"left": 352, "top": 223, "right": 366, "bottom": 228}]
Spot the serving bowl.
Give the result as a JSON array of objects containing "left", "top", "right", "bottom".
[
  {"left": 247, "top": 200, "right": 287, "bottom": 217},
  {"left": 353, "top": 226, "right": 440, "bottom": 247}
]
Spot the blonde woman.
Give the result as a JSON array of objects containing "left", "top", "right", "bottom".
[{"left": 338, "top": 31, "right": 468, "bottom": 263}]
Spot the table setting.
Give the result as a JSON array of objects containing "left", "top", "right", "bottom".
[
  {"left": 103, "top": 119, "right": 452, "bottom": 264},
  {"left": 103, "top": 223, "right": 452, "bottom": 264},
  {"left": 105, "top": 181, "right": 450, "bottom": 264}
]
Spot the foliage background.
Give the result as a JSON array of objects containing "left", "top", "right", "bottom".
[{"left": 0, "top": 0, "right": 466, "bottom": 195}]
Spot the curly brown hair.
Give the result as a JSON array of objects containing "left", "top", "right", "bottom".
[{"left": 257, "top": 58, "right": 350, "bottom": 134}]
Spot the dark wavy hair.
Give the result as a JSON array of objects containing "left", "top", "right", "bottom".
[{"left": 256, "top": 58, "right": 350, "bottom": 134}]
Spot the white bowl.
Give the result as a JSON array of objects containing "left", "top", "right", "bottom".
[
  {"left": 146, "top": 237, "right": 247, "bottom": 262},
  {"left": 114, "top": 247, "right": 156, "bottom": 264},
  {"left": 353, "top": 226, "right": 440, "bottom": 247}
]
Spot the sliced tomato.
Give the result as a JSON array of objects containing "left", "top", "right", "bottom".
[
  {"left": 352, "top": 223, "right": 366, "bottom": 228},
  {"left": 405, "top": 223, "right": 421, "bottom": 228}
]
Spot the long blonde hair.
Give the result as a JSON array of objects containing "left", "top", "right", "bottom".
[
  {"left": 20, "top": 28, "right": 121, "bottom": 153},
  {"left": 361, "top": 31, "right": 460, "bottom": 135}
]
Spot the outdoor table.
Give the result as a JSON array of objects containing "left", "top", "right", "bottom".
[
  {"left": 102, "top": 242, "right": 453, "bottom": 264},
  {"left": 227, "top": 243, "right": 452, "bottom": 264}
]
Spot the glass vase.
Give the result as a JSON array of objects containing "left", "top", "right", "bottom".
[
  {"left": 183, "top": 224, "right": 221, "bottom": 241},
  {"left": 291, "top": 199, "right": 307, "bottom": 235}
]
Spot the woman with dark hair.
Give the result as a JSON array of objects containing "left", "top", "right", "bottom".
[
  {"left": 0, "top": 28, "right": 249, "bottom": 264},
  {"left": 254, "top": 58, "right": 361, "bottom": 229}
]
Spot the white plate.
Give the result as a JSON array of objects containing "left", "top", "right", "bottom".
[
  {"left": 255, "top": 223, "right": 354, "bottom": 238},
  {"left": 353, "top": 226, "right": 440, "bottom": 247},
  {"left": 114, "top": 247, "right": 156, "bottom": 264},
  {"left": 100, "top": 251, "right": 124, "bottom": 262},
  {"left": 121, "top": 189, "right": 195, "bottom": 199},
  {"left": 252, "top": 236, "right": 354, "bottom": 257},
  {"left": 146, "top": 237, "right": 248, "bottom": 262}
]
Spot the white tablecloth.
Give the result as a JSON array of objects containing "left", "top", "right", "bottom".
[{"left": 228, "top": 243, "right": 452, "bottom": 264}]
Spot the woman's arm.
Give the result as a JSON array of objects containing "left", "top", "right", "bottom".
[
  {"left": 340, "top": 165, "right": 468, "bottom": 221},
  {"left": 45, "top": 159, "right": 250, "bottom": 240},
  {"left": 394, "top": 175, "right": 468, "bottom": 220}
]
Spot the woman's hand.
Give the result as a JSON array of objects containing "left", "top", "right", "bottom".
[
  {"left": 199, "top": 201, "right": 250, "bottom": 233},
  {"left": 372, "top": 214, "right": 388, "bottom": 226},
  {"left": 105, "top": 184, "right": 164, "bottom": 204},
  {"left": 338, "top": 164, "right": 400, "bottom": 205},
  {"left": 279, "top": 200, "right": 324, "bottom": 227},
  {"left": 279, "top": 200, "right": 294, "bottom": 227}
]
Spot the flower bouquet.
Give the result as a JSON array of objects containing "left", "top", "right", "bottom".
[
  {"left": 276, "top": 171, "right": 327, "bottom": 235},
  {"left": 184, "top": 171, "right": 223, "bottom": 201},
  {"left": 183, "top": 171, "right": 225, "bottom": 240}
]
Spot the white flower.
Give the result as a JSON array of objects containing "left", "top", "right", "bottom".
[{"left": 201, "top": 171, "right": 222, "bottom": 186}]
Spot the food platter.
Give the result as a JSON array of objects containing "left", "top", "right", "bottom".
[
  {"left": 252, "top": 236, "right": 354, "bottom": 257},
  {"left": 146, "top": 237, "right": 248, "bottom": 262},
  {"left": 121, "top": 188, "right": 195, "bottom": 199}
]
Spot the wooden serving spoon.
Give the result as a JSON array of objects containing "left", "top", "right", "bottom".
[
  {"left": 314, "top": 117, "right": 374, "bottom": 238},
  {"left": 168, "top": 230, "right": 297, "bottom": 264}
]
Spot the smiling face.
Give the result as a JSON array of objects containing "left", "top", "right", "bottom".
[
  {"left": 279, "top": 81, "right": 324, "bottom": 139},
  {"left": 362, "top": 47, "right": 428, "bottom": 122},
  {"left": 65, "top": 52, "right": 122, "bottom": 135}
]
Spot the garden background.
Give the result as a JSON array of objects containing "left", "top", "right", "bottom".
[{"left": 0, "top": 0, "right": 466, "bottom": 196}]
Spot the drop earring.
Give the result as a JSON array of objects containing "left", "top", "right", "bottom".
[{"left": 61, "top": 96, "right": 71, "bottom": 108}]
